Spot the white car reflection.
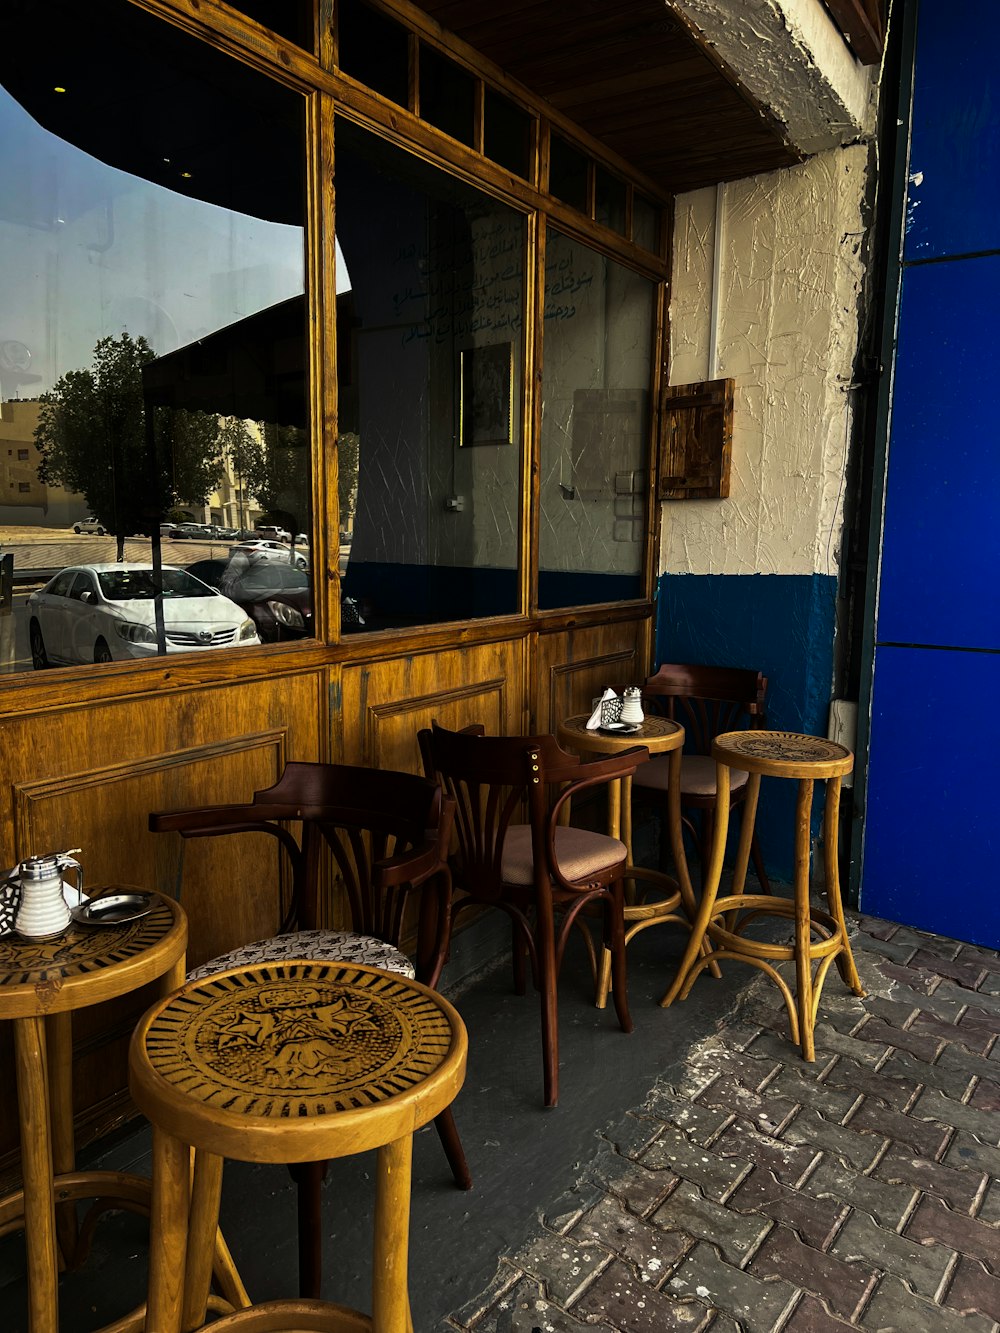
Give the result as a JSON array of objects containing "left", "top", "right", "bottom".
[
  {"left": 229, "top": 539, "right": 310, "bottom": 571},
  {"left": 27, "top": 563, "right": 260, "bottom": 668}
]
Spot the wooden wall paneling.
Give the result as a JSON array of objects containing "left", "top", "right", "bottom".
[
  {"left": 0, "top": 670, "right": 327, "bottom": 1170},
  {"left": 339, "top": 639, "right": 524, "bottom": 773},
  {"left": 534, "top": 617, "right": 647, "bottom": 734}
]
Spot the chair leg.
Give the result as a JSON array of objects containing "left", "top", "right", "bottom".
[
  {"left": 432, "top": 1107, "right": 472, "bottom": 1190},
  {"left": 607, "top": 881, "right": 633, "bottom": 1036},
  {"left": 288, "top": 1159, "right": 328, "bottom": 1299},
  {"left": 535, "top": 896, "right": 560, "bottom": 1108}
]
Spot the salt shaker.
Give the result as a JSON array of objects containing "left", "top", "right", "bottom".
[{"left": 620, "top": 687, "right": 644, "bottom": 726}]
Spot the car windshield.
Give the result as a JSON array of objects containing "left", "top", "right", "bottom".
[{"left": 96, "top": 569, "right": 213, "bottom": 601}]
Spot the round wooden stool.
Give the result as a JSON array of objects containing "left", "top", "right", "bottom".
[
  {"left": 660, "top": 731, "right": 864, "bottom": 1060},
  {"left": 128, "top": 960, "right": 468, "bottom": 1332}
]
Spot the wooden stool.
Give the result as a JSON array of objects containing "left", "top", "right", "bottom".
[
  {"left": 661, "top": 731, "right": 864, "bottom": 1059},
  {"left": 0, "top": 889, "right": 245, "bottom": 1333},
  {"left": 128, "top": 960, "right": 468, "bottom": 1332}
]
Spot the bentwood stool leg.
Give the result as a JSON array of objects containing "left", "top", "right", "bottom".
[
  {"left": 147, "top": 1125, "right": 192, "bottom": 1333},
  {"left": 183, "top": 1151, "right": 227, "bottom": 1331},
  {"left": 793, "top": 778, "right": 816, "bottom": 1061},
  {"left": 824, "top": 777, "right": 864, "bottom": 995},
  {"left": 14, "top": 1016, "right": 58, "bottom": 1333},
  {"left": 661, "top": 765, "right": 732, "bottom": 1007},
  {"left": 372, "top": 1136, "right": 414, "bottom": 1333},
  {"left": 46, "top": 1010, "right": 79, "bottom": 1267}
]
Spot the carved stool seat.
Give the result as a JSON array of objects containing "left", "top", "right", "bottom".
[
  {"left": 129, "top": 960, "right": 468, "bottom": 1332},
  {"left": 661, "top": 731, "right": 864, "bottom": 1060}
]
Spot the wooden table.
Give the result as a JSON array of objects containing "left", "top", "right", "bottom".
[
  {"left": 0, "top": 889, "right": 191, "bottom": 1333},
  {"left": 557, "top": 715, "right": 704, "bottom": 1006},
  {"left": 129, "top": 960, "right": 469, "bottom": 1332},
  {"left": 557, "top": 714, "right": 686, "bottom": 862}
]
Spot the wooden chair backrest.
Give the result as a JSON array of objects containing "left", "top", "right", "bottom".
[
  {"left": 418, "top": 721, "right": 643, "bottom": 901},
  {"left": 149, "top": 761, "right": 450, "bottom": 946},
  {"left": 642, "top": 663, "right": 768, "bottom": 755}
]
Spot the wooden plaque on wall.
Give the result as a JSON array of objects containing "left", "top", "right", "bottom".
[{"left": 657, "top": 377, "right": 733, "bottom": 500}]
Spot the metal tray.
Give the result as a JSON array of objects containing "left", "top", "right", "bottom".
[{"left": 71, "top": 892, "right": 154, "bottom": 926}]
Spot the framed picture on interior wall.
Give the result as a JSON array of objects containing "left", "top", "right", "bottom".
[{"left": 459, "top": 342, "right": 514, "bottom": 446}]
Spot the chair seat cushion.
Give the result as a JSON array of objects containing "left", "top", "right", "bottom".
[
  {"left": 501, "top": 824, "right": 627, "bottom": 886},
  {"left": 187, "top": 929, "right": 415, "bottom": 982},
  {"left": 632, "top": 753, "right": 750, "bottom": 798}
]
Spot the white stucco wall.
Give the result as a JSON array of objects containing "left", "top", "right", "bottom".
[
  {"left": 668, "top": 0, "right": 877, "bottom": 153},
  {"left": 664, "top": 143, "right": 870, "bottom": 577}
]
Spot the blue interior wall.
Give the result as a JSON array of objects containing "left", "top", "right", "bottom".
[
  {"left": 656, "top": 572, "right": 837, "bottom": 882},
  {"left": 860, "top": 0, "right": 1000, "bottom": 946}
]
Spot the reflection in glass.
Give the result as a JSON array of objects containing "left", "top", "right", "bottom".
[
  {"left": 538, "top": 230, "right": 654, "bottom": 610},
  {"left": 335, "top": 119, "right": 525, "bottom": 630},
  {"left": 0, "top": 0, "right": 308, "bottom": 675}
]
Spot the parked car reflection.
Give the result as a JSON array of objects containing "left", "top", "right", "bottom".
[
  {"left": 188, "top": 558, "right": 313, "bottom": 642},
  {"left": 229, "top": 538, "right": 309, "bottom": 571},
  {"left": 27, "top": 563, "right": 259, "bottom": 667}
]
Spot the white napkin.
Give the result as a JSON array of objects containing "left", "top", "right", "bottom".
[{"left": 586, "top": 687, "right": 618, "bottom": 730}]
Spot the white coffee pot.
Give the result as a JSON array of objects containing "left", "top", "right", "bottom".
[{"left": 0, "top": 851, "right": 83, "bottom": 941}]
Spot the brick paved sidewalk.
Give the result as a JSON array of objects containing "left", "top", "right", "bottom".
[{"left": 447, "top": 916, "right": 1000, "bottom": 1333}]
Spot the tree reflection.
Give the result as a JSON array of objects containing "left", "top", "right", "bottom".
[{"left": 33, "top": 333, "right": 226, "bottom": 558}]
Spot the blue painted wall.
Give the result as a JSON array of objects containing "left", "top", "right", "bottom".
[
  {"left": 656, "top": 572, "right": 837, "bottom": 882},
  {"left": 860, "top": 0, "right": 1000, "bottom": 947}
]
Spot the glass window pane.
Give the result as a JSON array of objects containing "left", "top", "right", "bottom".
[
  {"left": 549, "top": 134, "right": 589, "bottom": 213},
  {"left": 539, "top": 230, "right": 654, "bottom": 610},
  {"left": 484, "top": 89, "right": 532, "bottom": 179},
  {"left": 633, "top": 194, "right": 660, "bottom": 252},
  {"left": 337, "top": 0, "right": 409, "bottom": 107},
  {"left": 419, "top": 46, "right": 475, "bottom": 148},
  {"left": 335, "top": 119, "right": 525, "bottom": 631},
  {"left": 0, "top": 0, "right": 309, "bottom": 675},
  {"left": 595, "top": 166, "right": 627, "bottom": 236}
]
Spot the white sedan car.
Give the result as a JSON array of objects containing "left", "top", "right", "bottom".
[
  {"left": 27, "top": 563, "right": 260, "bottom": 667},
  {"left": 228, "top": 539, "right": 310, "bottom": 571}
]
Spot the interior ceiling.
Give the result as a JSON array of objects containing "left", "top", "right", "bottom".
[{"left": 413, "top": 0, "right": 803, "bottom": 195}]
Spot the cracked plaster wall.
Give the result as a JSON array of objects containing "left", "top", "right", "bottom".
[{"left": 663, "top": 143, "right": 870, "bottom": 579}]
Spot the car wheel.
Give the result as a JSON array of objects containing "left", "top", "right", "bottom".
[
  {"left": 94, "top": 638, "right": 114, "bottom": 664},
  {"left": 29, "top": 620, "right": 49, "bottom": 670},
  {"left": 73, "top": 525, "right": 82, "bottom": 534},
  {"left": 294, "top": 556, "right": 308, "bottom": 571},
  {"left": 97, "top": 526, "right": 106, "bottom": 535}
]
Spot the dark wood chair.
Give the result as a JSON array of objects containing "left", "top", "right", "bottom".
[
  {"left": 148, "top": 761, "right": 470, "bottom": 1300},
  {"left": 418, "top": 721, "right": 647, "bottom": 1108},
  {"left": 633, "top": 663, "right": 772, "bottom": 894}
]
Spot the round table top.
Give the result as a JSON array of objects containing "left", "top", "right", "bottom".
[
  {"left": 129, "top": 961, "right": 468, "bottom": 1162},
  {"left": 0, "top": 890, "right": 186, "bottom": 1020},
  {"left": 558, "top": 713, "right": 684, "bottom": 757},
  {"left": 713, "top": 730, "right": 854, "bottom": 778}
]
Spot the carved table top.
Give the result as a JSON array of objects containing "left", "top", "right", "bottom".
[
  {"left": 713, "top": 730, "right": 854, "bottom": 778},
  {"left": 130, "top": 961, "right": 468, "bottom": 1161},
  {"left": 558, "top": 713, "right": 684, "bottom": 756},
  {"left": 0, "top": 890, "right": 186, "bottom": 1019}
]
